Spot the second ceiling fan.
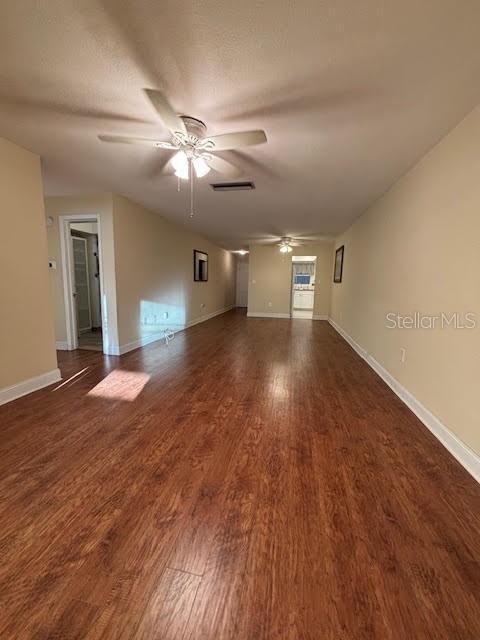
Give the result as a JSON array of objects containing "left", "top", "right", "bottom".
[{"left": 99, "top": 89, "right": 267, "bottom": 181}]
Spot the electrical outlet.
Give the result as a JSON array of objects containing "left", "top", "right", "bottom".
[
  {"left": 163, "top": 311, "right": 168, "bottom": 319},
  {"left": 400, "top": 348, "right": 406, "bottom": 363},
  {"left": 201, "top": 303, "right": 206, "bottom": 309},
  {"left": 268, "top": 301, "right": 272, "bottom": 307}
]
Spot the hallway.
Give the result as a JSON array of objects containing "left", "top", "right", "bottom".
[
  {"left": 0, "top": 309, "right": 479, "bottom": 639},
  {"left": 78, "top": 327, "right": 103, "bottom": 352}
]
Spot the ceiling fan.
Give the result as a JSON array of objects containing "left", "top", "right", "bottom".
[
  {"left": 98, "top": 89, "right": 267, "bottom": 182},
  {"left": 249, "top": 234, "right": 329, "bottom": 252},
  {"left": 249, "top": 236, "right": 308, "bottom": 253},
  {"left": 278, "top": 237, "right": 298, "bottom": 253}
]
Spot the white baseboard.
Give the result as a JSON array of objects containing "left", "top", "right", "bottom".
[
  {"left": 112, "top": 331, "right": 169, "bottom": 356},
  {"left": 328, "top": 318, "right": 368, "bottom": 359},
  {"left": 114, "top": 305, "right": 235, "bottom": 356},
  {"left": 186, "top": 305, "right": 235, "bottom": 329},
  {"left": 247, "top": 312, "right": 291, "bottom": 319},
  {"left": 0, "top": 368, "right": 62, "bottom": 406},
  {"left": 328, "top": 318, "right": 479, "bottom": 484},
  {"left": 55, "top": 341, "right": 69, "bottom": 350},
  {"left": 312, "top": 314, "right": 329, "bottom": 321}
]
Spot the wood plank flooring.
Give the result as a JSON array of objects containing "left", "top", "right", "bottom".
[{"left": 0, "top": 309, "right": 479, "bottom": 639}]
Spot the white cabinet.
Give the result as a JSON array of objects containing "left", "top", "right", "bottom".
[
  {"left": 303, "top": 291, "right": 314, "bottom": 309},
  {"left": 293, "top": 290, "right": 314, "bottom": 309}
]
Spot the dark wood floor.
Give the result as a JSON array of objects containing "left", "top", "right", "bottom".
[{"left": 1, "top": 309, "right": 479, "bottom": 639}]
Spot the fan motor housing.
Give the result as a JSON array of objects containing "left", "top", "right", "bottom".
[{"left": 180, "top": 116, "right": 207, "bottom": 140}]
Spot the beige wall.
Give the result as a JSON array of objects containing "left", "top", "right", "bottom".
[
  {"left": 247, "top": 243, "right": 333, "bottom": 317},
  {"left": 46, "top": 193, "right": 236, "bottom": 352},
  {"left": 112, "top": 195, "right": 236, "bottom": 347},
  {"left": 0, "top": 137, "right": 57, "bottom": 389},
  {"left": 45, "top": 194, "right": 118, "bottom": 351},
  {"left": 330, "top": 105, "right": 480, "bottom": 455}
]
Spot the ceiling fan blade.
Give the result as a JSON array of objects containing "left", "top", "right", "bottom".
[
  {"left": 201, "top": 130, "right": 267, "bottom": 151},
  {"left": 206, "top": 155, "right": 243, "bottom": 178},
  {"left": 98, "top": 134, "right": 177, "bottom": 149},
  {"left": 294, "top": 234, "right": 333, "bottom": 242},
  {"left": 144, "top": 89, "right": 187, "bottom": 136},
  {"left": 244, "top": 234, "right": 276, "bottom": 245}
]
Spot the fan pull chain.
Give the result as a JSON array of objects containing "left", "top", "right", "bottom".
[
  {"left": 189, "top": 159, "right": 194, "bottom": 218},
  {"left": 177, "top": 175, "right": 180, "bottom": 192}
]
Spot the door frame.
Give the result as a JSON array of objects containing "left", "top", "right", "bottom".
[
  {"left": 71, "top": 235, "right": 92, "bottom": 334},
  {"left": 291, "top": 256, "right": 317, "bottom": 318},
  {"left": 59, "top": 213, "right": 107, "bottom": 352}
]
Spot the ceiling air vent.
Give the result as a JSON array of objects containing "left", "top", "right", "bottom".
[{"left": 210, "top": 181, "right": 255, "bottom": 192}]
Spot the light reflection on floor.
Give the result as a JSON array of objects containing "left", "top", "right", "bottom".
[
  {"left": 86, "top": 369, "right": 150, "bottom": 401},
  {"left": 53, "top": 367, "right": 90, "bottom": 391}
]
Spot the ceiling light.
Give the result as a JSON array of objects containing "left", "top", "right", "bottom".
[
  {"left": 193, "top": 156, "right": 211, "bottom": 178},
  {"left": 280, "top": 245, "right": 292, "bottom": 253},
  {"left": 237, "top": 249, "right": 248, "bottom": 255},
  {"left": 171, "top": 151, "right": 189, "bottom": 180}
]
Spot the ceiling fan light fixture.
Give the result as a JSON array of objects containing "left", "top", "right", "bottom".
[
  {"left": 171, "top": 150, "right": 189, "bottom": 180},
  {"left": 192, "top": 156, "right": 211, "bottom": 178},
  {"left": 98, "top": 90, "right": 267, "bottom": 219},
  {"left": 280, "top": 244, "right": 293, "bottom": 253}
]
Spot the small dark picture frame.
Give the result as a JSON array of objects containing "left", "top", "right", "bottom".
[
  {"left": 333, "top": 245, "right": 344, "bottom": 283},
  {"left": 194, "top": 250, "right": 208, "bottom": 282}
]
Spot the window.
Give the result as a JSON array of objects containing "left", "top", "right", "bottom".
[{"left": 294, "top": 274, "right": 310, "bottom": 285}]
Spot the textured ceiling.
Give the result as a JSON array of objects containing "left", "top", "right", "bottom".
[{"left": 0, "top": 1, "right": 479, "bottom": 248}]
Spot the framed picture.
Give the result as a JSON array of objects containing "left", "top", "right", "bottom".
[
  {"left": 333, "top": 245, "right": 344, "bottom": 283},
  {"left": 194, "top": 250, "right": 208, "bottom": 281}
]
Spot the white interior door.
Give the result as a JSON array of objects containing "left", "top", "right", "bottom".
[
  {"left": 72, "top": 236, "right": 91, "bottom": 334},
  {"left": 236, "top": 260, "right": 249, "bottom": 307}
]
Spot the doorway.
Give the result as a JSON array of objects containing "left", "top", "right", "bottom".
[
  {"left": 59, "top": 214, "right": 106, "bottom": 352},
  {"left": 236, "top": 255, "right": 249, "bottom": 307},
  {"left": 291, "top": 256, "right": 316, "bottom": 319},
  {"left": 70, "top": 222, "right": 103, "bottom": 351}
]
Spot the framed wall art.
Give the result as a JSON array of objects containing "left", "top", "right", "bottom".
[
  {"left": 194, "top": 249, "right": 208, "bottom": 282},
  {"left": 333, "top": 245, "right": 344, "bottom": 283}
]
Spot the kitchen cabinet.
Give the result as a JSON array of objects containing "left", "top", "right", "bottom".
[{"left": 293, "top": 290, "right": 314, "bottom": 309}]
